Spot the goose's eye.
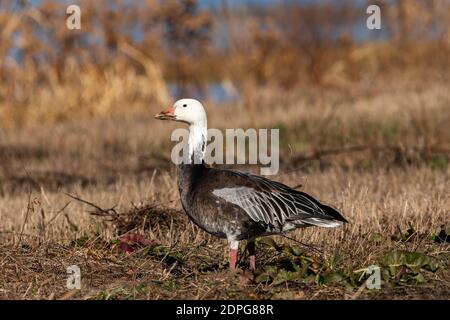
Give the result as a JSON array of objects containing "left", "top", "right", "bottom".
[{"left": 183, "top": 104, "right": 187, "bottom": 108}]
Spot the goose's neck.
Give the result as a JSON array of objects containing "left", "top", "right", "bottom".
[
  {"left": 178, "top": 121, "right": 207, "bottom": 194},
  {"left": 186, "top": 121, "right": 207, "bottom": 165}
]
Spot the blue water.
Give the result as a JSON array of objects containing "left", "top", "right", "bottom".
[
  {"left": 169, "top": 82, "right": 240, "bottom": 104},
  {"left": 17, "top": 0, "right": 403, "bottom": 103}
]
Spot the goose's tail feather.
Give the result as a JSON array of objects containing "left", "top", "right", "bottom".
[
  {"left": 321, "top": 204, "right": 348, "bottom": 223},
  {"left": 301, "top": 204, "right": 348, "bottom": 228}
]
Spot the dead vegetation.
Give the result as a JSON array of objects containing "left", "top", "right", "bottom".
[
  {"left": 0, "top": 0, "right": 449, "bottom": 300},
  {"left": 0, "top": 87, "right": 449, "bottom": 299}
]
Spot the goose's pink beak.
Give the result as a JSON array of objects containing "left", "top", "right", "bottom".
[{"left": 155, "top": 107, "right": 176, "bottom": 120}]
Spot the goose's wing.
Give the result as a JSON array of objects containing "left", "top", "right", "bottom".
[{"left": 211, "top": 170, "right": 347, "bottom": 229}]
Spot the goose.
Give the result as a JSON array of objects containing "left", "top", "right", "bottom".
[{"left": 155, "top": 98, "right": 348, "bottom": 271}]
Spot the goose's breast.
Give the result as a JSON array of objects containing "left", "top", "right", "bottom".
[{"left": 181, "top": 190, "right": 264, "bottom": 239}]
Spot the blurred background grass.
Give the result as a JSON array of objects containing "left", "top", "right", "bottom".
[{"left": 0, "top": 0, "right": 449, "bottom": 127}]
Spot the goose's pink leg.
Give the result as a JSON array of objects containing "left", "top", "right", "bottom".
[
  {"left": 247, "top": 241, "right": 256, "bottom": 271},
  {"left": 228, "top": 239, "right": 239, "bottom": 270},
  {"left": 230, "top": 249, "right": 238, "bottom": 269}
]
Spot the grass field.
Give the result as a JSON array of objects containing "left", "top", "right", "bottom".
[{"left": 0, "top": 82, "right": 449, "bottom": 299}]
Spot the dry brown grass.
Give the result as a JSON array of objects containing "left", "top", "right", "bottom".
[
  {"left": 0, "top": 83, "right": 449, "bottom": 299},
  {"left": 0, "top": 0, "right": 449, "bottom": 300}
]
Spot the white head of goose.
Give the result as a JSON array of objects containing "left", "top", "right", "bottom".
[{"left": 155, "top": 98, "right": 348, "bottom": 271}]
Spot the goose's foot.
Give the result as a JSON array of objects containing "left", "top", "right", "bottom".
[{"left": 247, "top": 241, "right": 256, "bottom": 271}]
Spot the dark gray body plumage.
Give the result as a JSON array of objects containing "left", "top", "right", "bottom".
[
  {"left": 177, "top": 163, "right": 348, "bottom": 241},
  {"left": 178, "top": 164, "right": 265, "bottom": 240}
]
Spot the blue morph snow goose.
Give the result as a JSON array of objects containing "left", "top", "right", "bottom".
[{"left": 155, "top": 98, "right": 348, "bottom": 270}]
